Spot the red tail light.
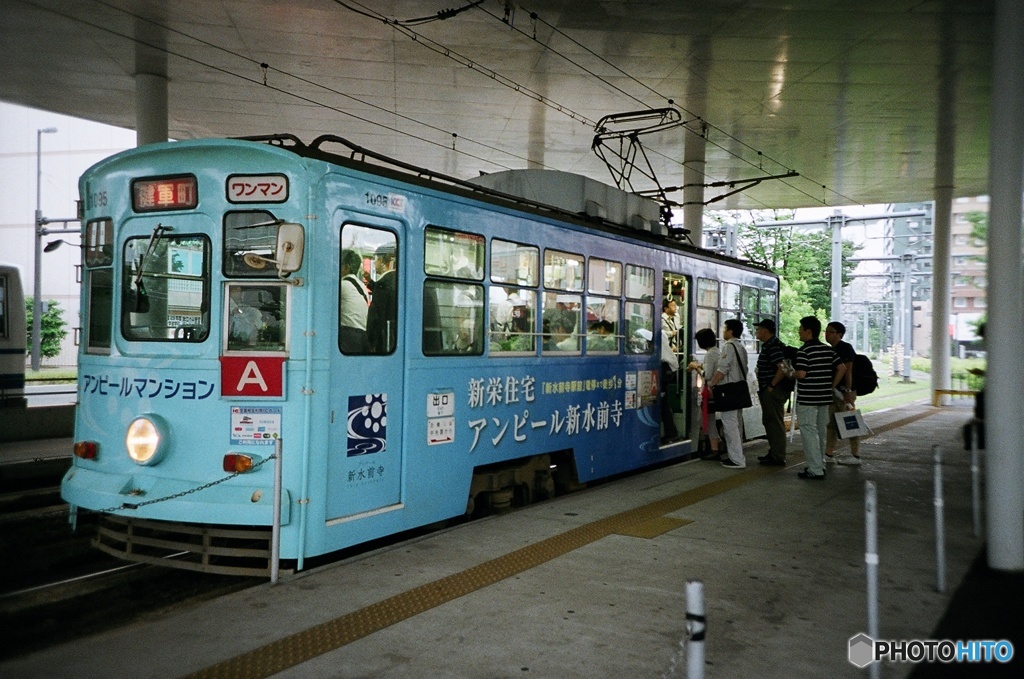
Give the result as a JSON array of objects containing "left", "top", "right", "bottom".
[
  {"left": 73, "top": 441, "right": 98, "bottom": 459},
  {"left": 223, "top": 454, "right": 254, "bottom": 473}
]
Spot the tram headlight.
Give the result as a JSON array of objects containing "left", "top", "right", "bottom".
[{"left": 125, "top": 415, "right": 168, "bottom": 465}]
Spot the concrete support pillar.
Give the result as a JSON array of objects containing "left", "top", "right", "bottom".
[
  {"left": 134, "top": 17, "right": 168, "bottom": 147},
  {"left": 682, "top": 124, "right": 706, "bottom": 246},
  {"left": 135, "top": 73, "right": 168, "bottom": 146},
  {"left": 985, "top": 0, "right": 1024, "bottom": 571},
  {"left": 829, "top": 212, "right": 844, "bottom": 322},
  {"left": 930, "top": 1, "right": 956, "bottom": 406},
  {"left": 930, "top": 186, "right": 953, "bottom": 401},
  {"left": 683, "top": 35, "right": 710, "bottom": 247}
]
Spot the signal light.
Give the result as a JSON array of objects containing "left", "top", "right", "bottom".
[
  {"left": 73, "top": 441, "right": 98, "bottom": 459},
  {"left": 223, "top": 454, "right": 254, "bottom": 473}
]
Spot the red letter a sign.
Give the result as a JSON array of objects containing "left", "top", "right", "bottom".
[{"left": 220, "top": 356, "right": 285, "bottom": 397}]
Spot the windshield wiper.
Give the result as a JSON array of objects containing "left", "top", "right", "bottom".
[{"left": 133, "top": 223, "right": 173, "bottom": 312}]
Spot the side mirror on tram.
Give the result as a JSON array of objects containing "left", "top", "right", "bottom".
[{"left": 275, "top": 223, "right": 305, "bottom": 276}]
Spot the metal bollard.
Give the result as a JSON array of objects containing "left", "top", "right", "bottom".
[
  {"left": 271, "top": 437, "right": 283, "bottom": 585},
  {"left": 685, "top": 580, "right": 706, "bottom": 679},
  {"left": 970, "top": 424, "right": 982, "bottom": 538},
  {"left": 933, "top": 445, "right": 946, "bottom": 593},
  {"left": 865, "top": 481, "right": 880, "bottom": 679}
]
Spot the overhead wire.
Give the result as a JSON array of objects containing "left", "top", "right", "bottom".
[
  {"left": 343, "top": 0, "right": 487, "bottom": 26},
  {"left": 332, "top": 0, "right": 596, "bottom": 128},
  {"left": 350, "top": 0, "right": 776, "bottom": 207},
  {"left": 35, "top": 0, "right": 541, "bottom": 172},
  {"left": 48, "top": 0, "right": 851, "bottom": 208},
  {"left": 476, "top": 2, "right": 861, "bottom": 206},
  {"left": 332, "top": 1, "right": 773, "bottom": 209}
]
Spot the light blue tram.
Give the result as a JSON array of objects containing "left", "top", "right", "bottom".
[{"left": 62, "top": 135, "right": 778, "bottom": 575}]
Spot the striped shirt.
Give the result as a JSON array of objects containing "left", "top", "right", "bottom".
[
  {"left": 796, "top": 339, "right": 841, "bottom": 405},
  {"left": 756, "top": 335, "right": 786, "bottom": 390}
]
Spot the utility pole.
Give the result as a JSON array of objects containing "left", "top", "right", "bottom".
[
  {"left": 31, "top": 127, "right": 80, "bottom": 372},
  {"left": 755, "top": 209, "right": 927, "bottom": 323},
  {"left": 32, "top": 127, "right": 57, "bottom": 372}
]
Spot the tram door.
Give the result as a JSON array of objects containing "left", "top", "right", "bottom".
[
  {"left": 326, "top": 220, "right": 405, "bottom": 521},
  {"left": 662, "top": 273, "right": 690, "bottom": 440}
]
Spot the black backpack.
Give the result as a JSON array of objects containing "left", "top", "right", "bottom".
[{"left": 852, "top": 354, "right": 878, "bottom": 395}]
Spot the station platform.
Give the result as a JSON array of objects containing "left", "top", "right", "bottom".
[{"left": 4, "top": 402, "right": 1021, "bottom": 678}]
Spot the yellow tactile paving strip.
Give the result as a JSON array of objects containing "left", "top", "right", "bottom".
[
  {"left": 616, "top": 516, "right": 694, "bottom": 538},
  {"left": 181, "top": 408, "right": 938, "bottom": 679}
]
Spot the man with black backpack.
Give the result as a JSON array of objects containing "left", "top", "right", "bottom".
[
  {"left": 824, "top": 321, "right": 861, "bottom": 465},
  {"left": 754, "top": 318, "right": 791, "bottom": 466}
]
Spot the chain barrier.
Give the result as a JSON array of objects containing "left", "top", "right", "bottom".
[{"left": 4, "top": 455, "right": 277, "bottom": 524}]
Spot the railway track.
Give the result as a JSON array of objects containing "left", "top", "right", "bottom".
[
  {"left": 0, "top": 557, "right": 264, "bottom": 661},
  {"left": 0, "top": 459, "right": 244, "bottom": 660}
]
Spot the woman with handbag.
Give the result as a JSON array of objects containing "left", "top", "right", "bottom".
[{"left": 707, "top": 318, "right": 750, "bottom": 469}]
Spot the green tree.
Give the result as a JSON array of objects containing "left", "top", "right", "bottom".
[
  {"left": 964, "top": 210, "right": 987, "bottom": 242},
  {"left": 707, "top": 209, "right": 862, "bottom": 317},
  {"left": 964, "top": 210, "right": 987, "bottom": 266},
  {"left": 25, "top": 298, "right": 69, "bottom": 359},
  {"left": 777, "top": 277, "right": 823, "bottom": 346}
]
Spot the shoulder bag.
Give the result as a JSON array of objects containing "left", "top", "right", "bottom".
[{"left": 712, "top": 342, "right": 752, "bottom": 411}]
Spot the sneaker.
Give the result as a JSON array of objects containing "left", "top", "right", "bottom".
[
  {"left": 837, "top": 454, "right": 862, "bottom": 466},
  {"left": 797, "top": 470, "right": 826, "bottom": 480},
  {"left": 825, "top": 453, "right": 837, "bottom": 465},
  {"left": 757, "top": 455, "right": 785, "bottom": 466},
  {"left": 721, "top": 459, "right": 746, "bottom": 469}
]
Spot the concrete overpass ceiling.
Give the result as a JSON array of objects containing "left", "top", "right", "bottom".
[{"left": 3, "top": 0, "right": 993, "bottom": 209}]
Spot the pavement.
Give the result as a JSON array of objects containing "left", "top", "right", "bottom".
[{"left": 2, "top": 401, "right": 1021, "bottom": 678}]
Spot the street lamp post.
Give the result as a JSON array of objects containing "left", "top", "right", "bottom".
[{"left": 32, "top": 127, "right": 58, "bottom": 372}]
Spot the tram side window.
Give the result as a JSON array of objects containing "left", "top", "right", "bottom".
[
  {"left": 585, "top": 297, "right": 619, "bottom": 353},
  {"left": 84, "top": 219, "right": 115, "bottom": 352},
  {"left": 741, "top": 286, "right": 760, "bottom": 341},
  {"left": 491, "top": 239, "right": 538, "bottom": 287},
  {"left": 226, "top": 283, "right": 287, "bottom": 352},
  {"left": 422, "top": 226, "right": 484, "bottom": 356},
  {"left": 223, "top": 211, "right": 283, "bottom": 278},
  {"left": 424, "top": 226, "right": 484, "bottom": 280},
  {"left": 695, "top": 277, "right": 719, "bottom": 337},
  {"left": 542, "top": 249, "right": 584, "bottom": 354},
  {"left": 490, "top": 287, "right": 536, "bottom": 354},
  {"left": 88, "top": 270, "right": 114, "bottom": 351},
  {"left": 423, "top": 280, "right": 484, "bottom": 355},
  {"left": 122, "top": 234, "right": 211, "bottom": 342},
  {"left": 586, "top": 258, "right": 621, "bottom": 354},
  {"left": 719, "top": 281, "right": 742, "bottom": 339},
  {"left": 490, "top": 239, "right": 538, "bottom": 355},
  {"left": 542, "top": 292, "right": 582, "bottom": 353},
  {"left": 721, "top": 282, "right": 741, "bottom": 314},
  {"left": 624, "top": 264, "right": 654, "bottom": 354},
  {"left": 760, "top": 289, "right": 777, "bottom": 320}
]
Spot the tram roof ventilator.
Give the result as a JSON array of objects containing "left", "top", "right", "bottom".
[{"left": 468, "top": 169, "right": 664, "bottom": 236}]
